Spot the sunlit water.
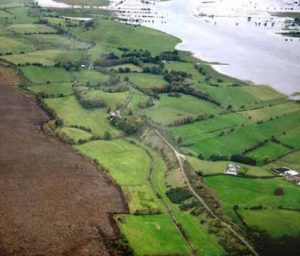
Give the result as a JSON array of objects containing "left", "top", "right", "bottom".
[
  {"left": 36, "top": 0, "right": 300, "bottom": 95},
  {"left": 144, "top": 0, "right": 300, "bottom": 95}
]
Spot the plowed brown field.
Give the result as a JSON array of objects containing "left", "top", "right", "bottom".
[{"left": 0, "top": 65, "right": 126, "bottom": 256}]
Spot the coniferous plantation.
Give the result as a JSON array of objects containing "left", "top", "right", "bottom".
[{"left": 0, "top": 0, "right": 300, "bottom": 256}]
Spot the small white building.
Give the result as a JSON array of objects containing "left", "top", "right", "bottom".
[
  {"left": 108, "top": 110, "right": 121, "bottom": 120},
  {"left": 224, "top": 163, "right": 240, "bottom": 176},
  {"left": 277, "top": 167, "right": 300, "bottom": 185}
]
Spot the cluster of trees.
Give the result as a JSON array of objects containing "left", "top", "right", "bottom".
[
  {"left": 110, "top": 115, "right": 144, "bottom": 135},
  {"left": 120, "top": 49, "right": 151, "bottom": 58},
  {"left": 73, "top": 87, "right": 107, "bottom": 109},
  {"left": 142, "top": 64, "right": 164, "bottom": 75},
  {"left": 83, "top": 20, "right": 95, "bottom": 30},
  {"left": 166, "top": 187, "right": 193, "bottom": 204},
  {"left": 95, "top": 49, "right": 181, "bottom": 67},
  {"left": 160, "top": 50, "right": 180, "bottom": 61},
  {"left": 204, "top": 154, "right": 257, "bottom": 166},
  {"left": 242, "top": 139, "right": 268, "bottom": 154},
  {"left": 54, "top": 60, "right": 81, "bottom": 71},
  {"left": 169, "top": 113, "right": 214, "bottom": 127},
  {"left": 147, "top": 83, "right": 221, "bottom": 106},
  {"left": 137, "top": 97, "right": 155, "bottom": 109},
  {"left": 231, "top": 154, "right": 256, "bottom": 166},
  {"left": 163, "top": 70, "right": 191, "bottom": 84},
  {"left": 134, "top": 208, "right": 161, "bottom": 215}
]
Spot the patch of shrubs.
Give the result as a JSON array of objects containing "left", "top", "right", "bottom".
[
  {"left": 166, "top": 187, "right": 193, "bottom": 204},
  {"left": 274, "top": 187, "right": 284, "bottom": 196},
  {"left": 231, "top": 154, "right": 256, "bottom": 166},
  {"left": 110, "top": 115, "right": 144, "bottom": 135},
  {"left": 137, "top": 97, "right": 155, "bottom": 109},
  {"left": 73, "top": 87, "right": 107, "bottom": 109}
]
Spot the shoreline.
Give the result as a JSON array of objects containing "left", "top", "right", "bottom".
[{"left": 35, "top": 0, "right": 298, "bottom": 97}]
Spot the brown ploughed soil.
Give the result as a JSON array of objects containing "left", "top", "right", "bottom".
[{"left": 0, "top": 65, "right": 127, "bottom": 256}]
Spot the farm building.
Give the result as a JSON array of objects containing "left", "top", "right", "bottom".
[
  {"left": 224, "top": 163, "right": 240, "bottom": 175},
  {"left": 277, "top": 167, "right": 300, "bottom": 185},
  {"left": 109, "top": 110, "right": 121, "bottom": 120},
  {"left": 275, "top": 167, "right": 290, "bottom": 175}
]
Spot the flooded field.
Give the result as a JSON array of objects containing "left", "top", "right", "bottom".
[
  {"left": 146, "top": 0, "right": 300, "bottom": 95},
  {"left": 36, "top": 0, "right": 300, "bottom": 95}
]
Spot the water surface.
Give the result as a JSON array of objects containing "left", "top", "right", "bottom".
[{"left": 145, "top": 0, "right": 300, "bottom": 95}]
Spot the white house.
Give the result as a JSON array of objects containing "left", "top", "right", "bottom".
[{"left": 224, "top": 163, "right": 240, "bottom": 176}]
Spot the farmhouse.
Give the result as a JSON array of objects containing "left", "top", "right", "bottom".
[
  {"left": 224, "top": 163, "right": 240, "bottom": 175},
  {"left": 277, "top": 167, "right": 300, "bottom": 185},
  {"left": 275, "top": 167, "right": 290, "bottom": 175},
  {"left": 109, "top": 110, "right": 121, "bottom": 120}
]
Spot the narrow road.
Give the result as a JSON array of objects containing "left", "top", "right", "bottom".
[
  {"left": 154, "top": 130, "right": 259, "bottom": 256},
  {"left": 130, "top": 139, "right": 196, "bottom": 254}
]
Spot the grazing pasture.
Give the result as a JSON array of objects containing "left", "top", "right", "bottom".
[
  {"left": 240, "top": 209, "right": 300, "bottom": 238},
  {"left": 58, "top": 126, "right": 92, "bottom": 143},
  {"left": 76, "top": 139, "right": 151, "bottom": 186},
  {"left": 70, "top": 18, "right": 180, "bottom": 60},
  {"left": 239, "top": 102, "right": 300, "bottom": 122},
  {"left": 29, "top": 34, "right": 90, "bottom": 50},
  {"left": 21, "top": 66, "right": 73, "bottom": 83},
  {"left": 44, "top": 95, "right": 120, "bottom": 136},
  {"left": 120, "top": 72, "right": 167, "bottom": 89},
  {"left": 141, "top": 93, "right": 221, "bottom": 125},
  {"left": 0, "top": 35, "right": 36, "bottom": 54},
  {"left": 267, "top": 151, "right": 300, "bottom": 171},
  {"left": 8, "top": 23, "right": 56, "bottom": 34},
  {"left": 246, "top": 142, "right": 291, "bottom": 165},
  {"left": 72, "top": 69, "right": 110, "bottom": 85},
  {"left": 203, "top": 176, "right": 300, "bottom": 218},
  {"left": 29, "top": 82, "right": 73, "bottom": 96},
  {"left": 187, "top": 156, "right": 273, "bottom": 177},
  {"left": 117, "top": 214, "right": 190, "bottom": 256},
  {"left": 1, "top": 49, "right": 83, "bottom": 66}
]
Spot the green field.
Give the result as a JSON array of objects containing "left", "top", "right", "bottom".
[
  {"left": 72, "top": 70, "right": 110, "bottom": 85},
  {"left": 267, "top": 151, "right": 300, "bottom": 171},
  {"left": 0, "top": 35, "right": 36, "bottom": 54},
  {"left": 141, "top": 93, "right": 221, "bottom": 125},
  {"left": 246, "top": 142, "right": 291, "bottom": 165},
  {"left": 203, "top": 176, "right": 300, "bottom": 219},
  {"left": 8, "top": 24, "right": 56, "bottom": 34},
  {"left": 70, "top": 18, "right": 180, "bottom": 61},
  {"left": 58, "top": 126, "right": 93, "bottom": 143},
  {"left": 170, "top": 113, "right": 251, "bottom": 146},
  {"left": 29, "top": 82, "right": 73, "bottom": 96},
  {"left": 187, "top": 156, "right": 273, "bottom": 177},
  {"left": 117, "top": 214, "right": 190, "bottom": 256},
  {"left": 124, "top": 184, "right": 163, "bottom": 213},
  {"left": 1, "top": 49, "right": 82, "bottom": 66},
  {"left": 77, "top": 87, "right": 128, "bottom": 108},
  {"left": 0, "top": 7, "right": 38, "bottom": 24},
  {"left": 21, "top": 66, "right": 73, "bottom": 83},
  {"left": 28, "top": 34, "right": 90, "bottom": 50},
  {"left": 239, "top": 102, "right": 300, "bottom": 122},
  {"left": 240, "top": 209, "right": 300, "bottom": 238},
  {"left": 76, "top": 139, "right": 151, "bottom": 185},
  {"left": 45, "top": 95, "right": 120, "bottom": 136},
  {"left": 120, "top": 72, "right": 167, "bottom": 89},
  {"left": 1, "top": 3, "right": 300, "bottom": 253},
  {"left": 174, "top": 111, "right": 300, "bottom": 160},
  {"left": 109, "top": 64, "right": 143, "bottom": 73}
]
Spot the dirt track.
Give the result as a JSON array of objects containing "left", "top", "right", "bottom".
[{"left": 0, "top": 65, "right": 127, "bottom": 256}]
